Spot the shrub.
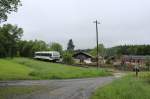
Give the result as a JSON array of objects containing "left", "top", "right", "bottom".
[
  {"left": 62, "top": 52, "right": 74, "bottom": 65},
  {"left": 145, "top": 57, "right": 150, "bottom": 71}
]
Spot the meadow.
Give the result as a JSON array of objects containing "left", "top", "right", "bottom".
[
  {"left": 91, "top": 72, "right": 150, "bottom": 99},
  {"left": 0, "top": 58, "right": 111, "bottom": 80}
]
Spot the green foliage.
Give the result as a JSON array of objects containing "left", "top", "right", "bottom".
[
  {"left": 145, "top": 57, "right": 150, "bottom": 70},
  {"left": 91, "top": 73, "right": 150, "bottom": 99},
  {"left": 31, "top": 40, "right": 48, "bottom": 51},
  {"left": 0, "top": 0, "right": 21, "bottom": 23},
  {"left": 0, "top": 24, "right": 23, "bottom": 57},
  {"left": 67, "top": 39, "right": 75, "bottom": 51},
  {"left": 0, "top": 58, "right": 111, "bottom": 80},
  {"left": 105, "top": 47, "right": 119, "bottom": 57},
  {"left": 62, "top": 51, "right": 74, "bottom": 65},
  {"left": 107, "top": 45, "right": 150, "bottom": 57},
  {"left": 90, "top": 44, "right": 105, "bottom": 57},
  {"left": 18, "top": 41, "right": 63, "bottom": 57},
  {"left": 0, "top": 23, "right": 63, "bottom": 58},
  {"left": 48, "top": 42, "right": 63, "bottom": 54},
  {"left": 18, "top": 40, "right": 48, "bottom": 57}
]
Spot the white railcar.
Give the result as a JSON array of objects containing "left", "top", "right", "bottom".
[{"left": 34, "top": 51, "right": 60, "bottom": 61}]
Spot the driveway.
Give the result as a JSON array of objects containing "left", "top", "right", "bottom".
[{"left": 0, "top": 77, "right": 116, "bottom": 99}]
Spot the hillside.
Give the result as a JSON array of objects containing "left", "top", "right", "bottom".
[{"left": 0, "top": 58, "right": 111, "bottom": 80}]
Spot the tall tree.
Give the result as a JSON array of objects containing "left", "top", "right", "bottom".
[
  {"left": 0, "top": 0, "right": 21, "bottom": 23},
  {"left": 67, "top": 39, "right": 75, "bottom": 51},
  {"left": 18, "top": 40, "right": 48, "bottom": 57},
  {"left": 32, "top": 40, "right": 47, "bottom": 52},
  {"left": 49, "top": 42, "right": 63, "bottom": 54},
  {"left": 0, "top": 24, "right": 23, "bottom": 57}
]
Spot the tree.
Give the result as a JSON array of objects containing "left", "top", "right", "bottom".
[
  {"left": 18, "top": 40, "right": 48, "bottom": 57},
  {"left": 0, "top": 0, "right": 21, "bottom": 23},
  {"left": 18, "top": 40, "right": 33, "bottom": 57},
  {"left": 0, "top": 24, "right": 23, "bottom": 57},
  {"left": 145, "top": 56, "right": 150, "bottom": 71},
  {"left": 49, "top": 42, "right": 63, "bottom": 54},
  {"left": 67, "top": 39, "right": 75, "bottom": 52},
  {"left": 90, "top": 44, "right": 105, "bottom": 57},
  {"left": 32, "top": 40, "right": 47, "bottom": 52}
]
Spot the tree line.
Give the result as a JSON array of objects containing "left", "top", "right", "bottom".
[
  {"left": 1, "top": 0, "right": 150, "bottom": 59},
  {"left": 84, "top": 44, "right": 150, "bottom": 59},
  {"left": 0, "top": 24, "right": 76, "bottom": 58},
  {"left": 105, "top": 45, "right": 150, "bottom": 58}
]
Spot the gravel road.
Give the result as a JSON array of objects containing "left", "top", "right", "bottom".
[{"left": 0, "top": 77, "right": 115, "bottom": 99}]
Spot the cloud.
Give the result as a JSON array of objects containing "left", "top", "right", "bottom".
[{"left": 3, "top": 0, "right": 150, "bottom": 49}]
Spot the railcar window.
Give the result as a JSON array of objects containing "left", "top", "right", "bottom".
[{"left": 35, "top": 53, "right": 52, "bottom": 57}]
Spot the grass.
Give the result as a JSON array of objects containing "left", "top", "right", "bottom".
[
  {"left": 0, "top": 57, "right": 111, "bottom": 80},
  {"left": 0, "top": 59, "right": 32, "bottom": 80},
  {"left": 91, "top": 72, "right": 150, "bottom": 99},
  {"left": 0, "top": 86, "right": 43, "bottom": 99}
]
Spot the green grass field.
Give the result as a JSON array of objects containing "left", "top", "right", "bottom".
[
  {"left": 0, "top": 58, "right": 111, "bottom": 80},
  {"left": 91, "top": 72, "right": 150, "bottom": 99},
  {"left": 0, "top": 59, "right": 32, "bottom": 80}
]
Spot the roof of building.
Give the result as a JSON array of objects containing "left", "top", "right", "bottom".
[
  {"left": 73, "top": 52, "right": 94, "bottom": 58},
  {"left": 122, "top": 55, "right": 150, "bottom": 60}
]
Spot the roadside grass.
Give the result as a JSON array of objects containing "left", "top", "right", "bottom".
[
  {"left": 11, "top": 58, "right": 111, "bottom": 79},
  {"left": 0, "top": 58, "right": 111, "bottom": 80},
  {"left": 91, "top": 72, "right": 150, "bottom": 99},
  {"left": 0, "top": 86, "right": 43, "bottom": 99},
  {"left": 0, "top": 59, "right": 32, "bottom": 80}
]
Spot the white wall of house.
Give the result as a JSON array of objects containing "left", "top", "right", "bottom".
[
  {"left": 74, "top": 58, "right": 92, "bottom": 64},
  {"left": 84, "top": 58, "right": 92, "bottom": 64}
]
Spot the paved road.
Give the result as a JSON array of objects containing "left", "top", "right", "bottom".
[{"left": 0, "top": 77, "right": 115, "bottom": 99}]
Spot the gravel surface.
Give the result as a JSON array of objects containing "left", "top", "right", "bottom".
[{"left": 0, "top": 77, "right": 115, "bottom": 99}]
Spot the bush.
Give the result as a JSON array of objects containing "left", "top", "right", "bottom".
[
  {"left": 145, "top": 57, "right": 150, "bottom": 71},
  {"left": 62, "top": 52, "right": 74, "bottom": 65}
]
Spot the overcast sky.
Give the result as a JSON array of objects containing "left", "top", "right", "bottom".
[{"left": 3, "top": 0, "right": 150, "bottom": 49}]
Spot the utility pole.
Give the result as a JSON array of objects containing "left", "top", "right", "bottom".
[{"left": 93, "top": 20, "right": 100, "bottom": 69}]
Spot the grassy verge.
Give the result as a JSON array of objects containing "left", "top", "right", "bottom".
[
  {"left": 0, "top": 58, "right": 111, "bottom": 80},
  {"left": 91, "top": 72, "right": 150, "bottom": 99},
  {"left": 0, "top": 86, "right": 43, "bottom": 99},
  {"left": 0, "top": 59, "right": 32, "bottom": 80}
]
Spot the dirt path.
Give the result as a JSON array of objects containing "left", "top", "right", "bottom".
[
  {"left": 0, "top": 72, "right": 126, "bottom": 99},
  {"left": 0, "top": 77, "right": 116, "bottom": 99}
]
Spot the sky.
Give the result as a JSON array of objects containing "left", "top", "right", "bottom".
[{"left": 3, "top": 0, "right": 150, "bottom": 49}]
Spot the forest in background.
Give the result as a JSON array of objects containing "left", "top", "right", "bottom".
[{"left": 0, "top": 24, "right": 150, "bottom": 59}]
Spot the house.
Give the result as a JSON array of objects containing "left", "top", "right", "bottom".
[
  {"left": 73, "top": 52, "right": 94, "bottom": 64},
  {"left": 121, "top": 55, "right": 150, "bottom": 66}
]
